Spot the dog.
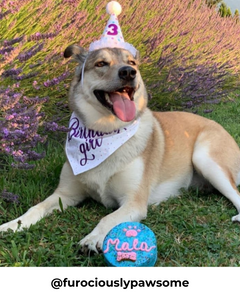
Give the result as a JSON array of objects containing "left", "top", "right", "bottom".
[{"left": 1, "top": 45, "right": 240, "bottom": 254}]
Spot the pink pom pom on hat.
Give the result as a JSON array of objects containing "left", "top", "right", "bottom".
[{"left": 89, "top": 1, "right": 137, "bottom": 57}]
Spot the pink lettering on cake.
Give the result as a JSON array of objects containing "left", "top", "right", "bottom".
[
  {"left": 103, "top": 225, "right": 156, "bottom": 263},
  {"left": 103, "top": 238, "right": 156, "bottom": 253}
]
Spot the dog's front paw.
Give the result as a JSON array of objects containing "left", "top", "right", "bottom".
[
  {"left": 232, "top": 213, "right": 240, "bottom": 222},
  {"left": 0, "top": 219, "right": 21, "bottom": 232},
  {"left": 79, "top": 228, "right": 105, "bottom": 254}
]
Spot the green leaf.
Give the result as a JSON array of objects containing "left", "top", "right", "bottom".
[
  {"left": 59, "top": 197, "right": 64, "bottom": 213},
  {"left": 11, "top": 240, "right": 19, "bottom": 261}
]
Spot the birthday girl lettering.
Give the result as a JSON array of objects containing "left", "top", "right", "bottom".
[
  {"left": 67, "top": 116, "right": 123, "bottom": 167},
  {"left": 79, "top": 138, "right": 102, "bottom": 166},
  {"left": 68, "top": 117, "right": 121, "bottom": 142}
]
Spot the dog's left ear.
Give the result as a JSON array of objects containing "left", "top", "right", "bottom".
[{"left": 64, "top": 44, "right": 88, "bottom": 63}]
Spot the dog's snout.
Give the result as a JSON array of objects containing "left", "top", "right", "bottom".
[{"left": 118, "top": 66, "right": 136, "bottom": 81}]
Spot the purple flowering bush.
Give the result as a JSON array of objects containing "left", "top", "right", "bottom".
[
  {"left": 0, "top": 0, "right": 240, "bottom": 201},
  {"left": 132, "top": 0, "right": 240, "bottom": 110}
]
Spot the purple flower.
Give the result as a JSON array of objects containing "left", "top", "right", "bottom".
[
  {"left": 2, "top": 127, "right": 9, "bottom": 137},
  {"left": 43, "top": 71, "right": 70, "bottom": 87},
  {"left": 17, "top": 43, "right": 44, "bottom": 62},
  {"left": 0, "top": 190, "right": 20, "bottom": 204},
  {"left": 0, "top": 46, "right": 14, "bottom": 54},
  {"left": 3, "top": 36, "right": 24, "bottom": 46},
  {"left": 11, "top": 163, "right": 35, "bottom": 170},
  {"left": 0, "top": 86, "right": 48, "bottom": 168},
  {"left": 13, "top": 72, "right": 38, "bottom": 81},
  {"left": 2, "top": 68, "right": 22, "bottom": 77},
  {"left": 29, "top": 32, "right": 58, "bottom": 41},
  {"left": 44, "top": 121, "right": 69, "bottom": 133},
  {"left": 0, "top": 10, "right": 11, "bottom": 20},
  {"left": 22, "top": 96, "right": 48, "bottom": 105}
]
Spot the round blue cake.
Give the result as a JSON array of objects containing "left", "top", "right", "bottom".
[{"left": 102, "top": 222, "right": 157, "bottom": 267}]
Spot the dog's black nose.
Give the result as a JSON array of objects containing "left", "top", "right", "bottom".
[{"left": 118, "top": 66, "right": 136, "bottom": 81}]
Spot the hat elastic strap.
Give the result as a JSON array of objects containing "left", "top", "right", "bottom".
[{"left": 81, "top": 56, "right": 88, "bottom": 87}]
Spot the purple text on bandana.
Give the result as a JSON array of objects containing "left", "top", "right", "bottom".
[{"left": 67, "top": 117, "right": 125, "bottom": 166}]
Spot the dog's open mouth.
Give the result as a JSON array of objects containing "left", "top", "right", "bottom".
[{"left": 94, "top": 87, "right": 136, "bottom": 122}]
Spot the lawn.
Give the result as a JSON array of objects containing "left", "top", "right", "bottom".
[{"left": 0, "top": 99, "right": 240, "bottom": 267}]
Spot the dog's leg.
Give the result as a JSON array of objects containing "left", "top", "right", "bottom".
[
  {"left": 192, "top": 145, "right": 240, "bottom": 222},
  {"left": 0, "top": 162, "right": 86, "bottom": 232},
  {"left": 79, "top": 158, "right": 148, "bottom": 253},
  {"left": 79, "top": 197, "right": 148, "bottom": 253}
]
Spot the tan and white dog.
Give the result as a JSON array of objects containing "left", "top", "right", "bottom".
[{"left": 1, "top": 46, "right": 240, "bottom": 253}]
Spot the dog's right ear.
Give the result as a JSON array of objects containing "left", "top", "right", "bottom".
[{"left": 64, "top": 45, "right": 88, "bottom": 63}]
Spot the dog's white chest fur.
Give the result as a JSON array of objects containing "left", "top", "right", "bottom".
[
  {"left": 78, "top": 155, "right": 145, "bottom": 208},
  {"left": 75, "top": 111, "right": 153, "bottom": 207}
]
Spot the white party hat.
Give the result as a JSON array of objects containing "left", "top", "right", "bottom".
[{"left": 89, "top": 1, "right": 137, "bottom": 57}]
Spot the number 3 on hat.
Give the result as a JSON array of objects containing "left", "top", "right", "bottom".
[{"left": 107, "top": 24, "right": 118, "bottom": 35}]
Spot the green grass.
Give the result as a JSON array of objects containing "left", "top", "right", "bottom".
[{"left": 1, "top": 99, "right": 240, "bottom": 267}]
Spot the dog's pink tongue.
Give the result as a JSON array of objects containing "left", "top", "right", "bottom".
[{"left": 109, "top": 92, "right": 136, "bottom": 122}]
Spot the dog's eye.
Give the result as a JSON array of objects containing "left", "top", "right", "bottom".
[
  {"left": 128, "top": 60, "right": 136, "bottom": 66},
  {"left": 95, "top": 61, "right": 108, "bottom": 67}
]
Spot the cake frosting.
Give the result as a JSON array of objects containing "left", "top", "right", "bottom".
[{"left": 102, "top": 222, "right": 157, "bottom": 267}]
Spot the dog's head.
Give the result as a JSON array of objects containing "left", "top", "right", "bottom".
[{"left": 64, "top": 45, "right": 148, "bottom": 131}]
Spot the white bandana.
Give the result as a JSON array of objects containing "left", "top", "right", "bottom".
[{"left": 65, "top": 112, "right": 140, "bottom": 175}]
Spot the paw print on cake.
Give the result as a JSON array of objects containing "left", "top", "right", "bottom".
[{"left": 123, "top": 225, "right": 141, "bottom": 237}]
